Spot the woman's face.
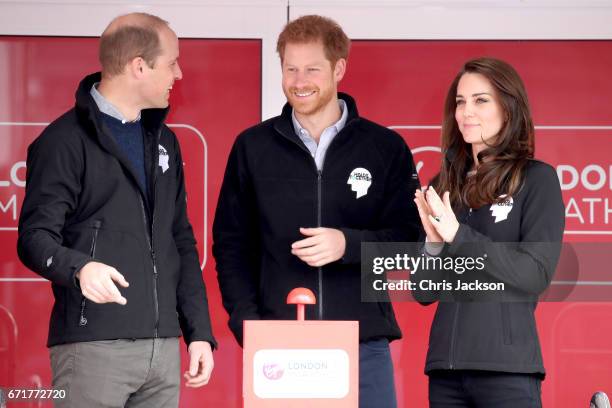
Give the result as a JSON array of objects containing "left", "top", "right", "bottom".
[{"left": 455, "top": 72, "right": 505, "bottom": 152}]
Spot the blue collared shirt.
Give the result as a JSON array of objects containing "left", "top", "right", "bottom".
[{"left": 291, "top": 99, "right": 348, "bottom": 171}]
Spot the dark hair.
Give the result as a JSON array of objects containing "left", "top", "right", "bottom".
[
  {"left": 276, "top": 15, "right": 350, "bottom": 66},
  {"left": 99, "top": 13, "right": 168, "bottom": 77},
  {"left": 433, "top": 57, "right": 535, "bottom": 209}
]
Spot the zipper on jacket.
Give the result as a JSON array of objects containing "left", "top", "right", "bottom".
[
  {"left": 142, "top": 129, "right": 161, "bottom": 338},
  {"left": 80, "top": 220, "right": 102, "bottom": 327},
  {"left": 448, "top": 303, "right": 460, "bottom": 369},
  {"left": 278, "top": 125, "right": 345, "bottom": 321},
  {"left": 79, "top": 299, "right": 88, "bottom": 326},
  {"left": 310, "top": 125, "right": 352, "bottom": 321},
  {"left": 150, "top": 134, "right": 159, "bottom": 338},
  {"left": 447, "top": 207, "right": 472, "bottom": 366},
  {"left": 151, "top": 195, "right": 159, "bottom": 339},
  {"left": 138, "top": 195, "right": 160, "bottom": 338},
  {"left": 317, "top": 170, "right": 323, "bottom": 320}
]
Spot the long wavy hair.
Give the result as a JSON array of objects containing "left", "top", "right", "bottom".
[{"left": 432, "top": 57, "right": 535, "bottom": 209}]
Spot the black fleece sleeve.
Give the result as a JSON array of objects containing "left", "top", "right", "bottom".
[
  {"left": 340, "top": 137, "right": 423, "bottom": 264},
  {"left": 17, "top": 127, "right": 93, "bottom": 287},
  {"left": 212, "top": 135, "right": 261, "bottom": 346},
  {"left": 410, "top": 241, "right": 450, "bottom": 305},
  {"left": 447, "top": 163, "right": 565, "bottom": 295},
  {"left": 171, "top": 133, "right": 217, "bottom": 349}
]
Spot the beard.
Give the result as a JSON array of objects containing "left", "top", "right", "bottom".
[{"left": 284, "top": 84, "right": 336, "bottom": 117}]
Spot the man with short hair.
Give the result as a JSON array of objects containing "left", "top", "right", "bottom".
[
  {"left": 18, "top": 13, "right": 215, "bottom": 407},
  {"left": 213, "top": 14, "right": 421, "bottom": 407}
]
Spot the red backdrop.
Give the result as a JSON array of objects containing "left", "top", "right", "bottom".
[
  {"left": 340, "top": 40, "right": 612, "bottom": 408},
  {"left": 0, "top": 36, "right": 261, "bottom": 407},
  {"left": 0, "top": 38, "right": 611, "bottom": 407}
]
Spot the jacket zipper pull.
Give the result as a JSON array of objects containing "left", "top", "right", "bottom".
[
  {"left": 152, "top": 250, "right": 158, "bottom": 275},
  {"left": 79, "top": 298, "right": 88, "bottom": 326}
]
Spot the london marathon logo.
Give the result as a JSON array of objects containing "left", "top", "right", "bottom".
[{"left": 262, "top": 363, "right": 284, "bottom": 380}]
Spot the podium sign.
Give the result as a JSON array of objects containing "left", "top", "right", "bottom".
[{"left": 244, "top": 320, "right": 359, "bottom": 407}]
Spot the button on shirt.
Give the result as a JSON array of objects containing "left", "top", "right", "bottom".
[{"left": 292, "top": 99, "right": 348, "bottom": 171}]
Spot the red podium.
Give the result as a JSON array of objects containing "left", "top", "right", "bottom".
[{"left": 243, "top": 288, "right": 359, "bottom": 407}]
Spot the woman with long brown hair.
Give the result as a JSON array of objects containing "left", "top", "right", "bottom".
[{"left": 413, "top": 57, "right": 565, "bottom": 407}]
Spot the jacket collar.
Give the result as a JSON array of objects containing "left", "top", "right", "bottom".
[
  {"left": 273, "top": 92, "right": 360, "bottom": 145},
  {"left": 74, "top": 72, "right": 164, "bottom": 200},
  {"left": 74, "top": 72, "right": 169, "bottom": 145}
]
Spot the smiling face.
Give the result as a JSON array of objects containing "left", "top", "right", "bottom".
[
  {"left": 454, "top": 72, "right": 505, "bottom": 153},
  {"left": 139, "top": 26, "right": 182, "bottom": 109},
  {"left": 281, "top": 41, "right": 345, "bottom": 118}
]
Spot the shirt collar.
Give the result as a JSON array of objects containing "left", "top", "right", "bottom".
[
  {"left": 291, "top": 98, "right": 348, "bottom": 139},
  {"left": 90, "top": 82, "right": 141, "bottom": 123}
]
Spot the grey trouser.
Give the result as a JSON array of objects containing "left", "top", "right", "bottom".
[{"left": 50, "top": 337, "right": 180, "bottom": 408}]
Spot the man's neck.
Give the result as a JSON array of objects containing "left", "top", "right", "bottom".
[
  {"left": 97, "top": 79, "right": 142, "bottom": 122},
  {"left": 294, "top": 97, "right": 342, "bottom": 143}
]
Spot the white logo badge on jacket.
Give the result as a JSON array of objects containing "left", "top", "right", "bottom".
[
  {"left": 347, "top": 168, "right": 372, "bottom": 199},
  {"left": 158, "top": 144, "right": 169, "bottom": 173},
  {"left": 490, "top": 195, "right": 513, "bottom": 223}
]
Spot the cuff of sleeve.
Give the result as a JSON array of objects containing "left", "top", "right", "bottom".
[
  {"left": 186, "top": 335, "right": 218, "bottom": 351},
  {"left": 424, "top": 237, "right": 444, "bottom": 256},
  {"left": 446, "top": 224, "right": 469, "bottom": 256},
  {"left": 339, "top": 228, "right": 362, "bottom": 264},
  {"left": 72, "top": 258, "right": 94, "bottom": 289},
  {"left": 46, "top": 248, "right": 93, "bottom": 288}
]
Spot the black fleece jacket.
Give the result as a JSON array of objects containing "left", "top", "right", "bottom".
[
  {"left": 17, "top": 72, "right": 216, "bottom": 348},
  {"left": 213, "top": 93, "right": 422, "bottom": 345},
  {"left": 413, "top": 159, "right": 564, "bottom": 376}
]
